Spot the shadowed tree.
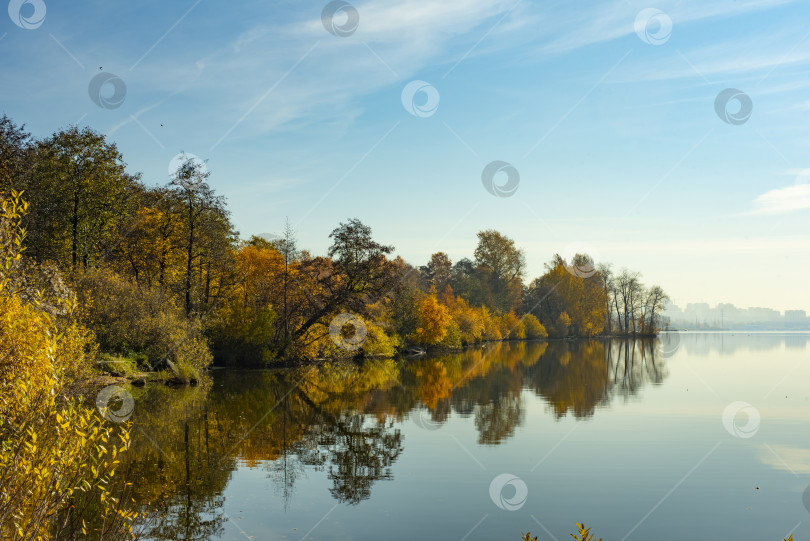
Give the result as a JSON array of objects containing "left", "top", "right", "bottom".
[
  {"left": 169, "top": 155, "right": 228, "bottom": 314},
  {"left": 642, "top": 285, "right": 669, "bottom": 334},
  {"left": 596, "top": 263, "right": 614, "bottom": 334},
  {"left": 278, "top": 218, "right": 300, "bottom": 350},
  {"left": 28, "top": 127, "right": 139, "bottom": 267},
  {"left": 0, "top": 115, "right": 33, "bottom": 195},
  {"left": 290, "top": 219, "right": 398, "bottom": 352},
  {"left": 421, "top": 251, "right": 452, "bottom": 292},
  {"left": 473, "top": 229, "right": 525, "bottom": 312},
  {"left": 615, "top": 269, "right": 643, "bottom": 335}
]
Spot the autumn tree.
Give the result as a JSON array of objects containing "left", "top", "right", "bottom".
[
  {"left": 209, "top": 241, "right": 284, "bottom": 363},
  {"left": 442, "top": 293, "right": 485, "bottom": 345},
  {"left": 290, "top": 219, "right": 398, "bottom": 354},
  {"left": 500, "top": 311, "right": 524, "bottom": 339},
  {"left": 113, "top": 186, "right": 185, "bottom": 287},
  {"left": 0, "top": 192, "right": 137, "bottom": 538},
  {"left": 527, "top": 254, "right": 606, "bottom": 337},
  {"left": 412, "top": 294, "right": 452, "bottom": 345},
  {"left": 473, "top": 230, "right": 525, "bottom": 312},
  {"left": 522, "top": 313, "right": 547, "bottom": 339}
]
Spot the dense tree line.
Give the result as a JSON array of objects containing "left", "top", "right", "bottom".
[{"left": 1, "top": 115, "right": 668, "bottom": 371}]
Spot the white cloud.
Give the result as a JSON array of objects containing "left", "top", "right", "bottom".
[
  {"left": 538, "top": 0, "right": 798, "bottom": 57},
  {"left": 750, "top": 184, "right": 810, "bottom": 215},
  {"left": 136, "top": 0, "right": 520, "bottom": 143}
]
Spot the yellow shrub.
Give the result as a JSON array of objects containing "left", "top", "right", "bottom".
[
  {"left": 522, "top": 314, "right": 548, "bottom": 339},
  {"left": 0, "top": 193, "right": 136, "bottom": 539}
]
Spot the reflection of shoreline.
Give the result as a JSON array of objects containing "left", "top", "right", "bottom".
[
  {"left": 122, "top": 340, "right": 669, "bottom": 535},
  {"left": 670, "top": 332, "right": 808, "bottom": 355},
  {"left": 522, "top": 339, "right": 669, "bottom": 420}
]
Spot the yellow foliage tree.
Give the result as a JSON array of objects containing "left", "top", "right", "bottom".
[
  {"left": 556, "top": 311, "right": 572, "bottom": 337},
  {"left": 529, "top": 256, "right": 606, "bottom": 337},
  {"left": 212, "top": 243, "right": 284, "bottom": 362},
  {"left": 412, "top": 294, "right": 451, "bottom": 345},
  {"left": 500, "top": 311, "right": 524, "bottom": 340},
  {"left": 522, "top": 313, "right": 548, "bottom": 339},
  {"left": 441, "top": 292, "right": 485, "bottom": 345},
  {"left": 481, "top": 306, "right": 502, "bottom": 341}
]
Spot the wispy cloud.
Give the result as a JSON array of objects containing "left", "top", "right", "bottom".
[
  {"left": 136, "top": 0, "right": 520, "bottom": 142},
  {"left": 537, "top": 0, "right": 798, "bottom": 57},
  {"left": 749, "top": 184, "right": 810, "bottom": 215}
]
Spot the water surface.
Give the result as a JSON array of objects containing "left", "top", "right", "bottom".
[{"left": 125, "top": 333, "right": 810, "bottom": 540}]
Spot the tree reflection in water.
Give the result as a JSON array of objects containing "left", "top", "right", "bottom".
[{"left": 124, "top": 339, "right": 669, "bottom": 536}]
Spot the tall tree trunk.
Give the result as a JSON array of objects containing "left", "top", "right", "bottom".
[
  {"left": 614, "top": 291, "right": 623, "bottom": 333},
  {"left": 204, "top": 259, "right": 211, "bottom": 309},
  {"left": 185, "top": 219, "right": 194, "bottom": 314},
  {"left": 283, "top": 258, "right": 288, "bottom": 346},
  {"left": 72, "top": 191, "right": 79, "bottom": 269}
]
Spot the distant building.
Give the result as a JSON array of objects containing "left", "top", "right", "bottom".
[
  {"left": 747, "top": 307, "right": 781, "bottom": 322},
  {"left": 664, "top": 301, "right": 808, "bottom": 330}
]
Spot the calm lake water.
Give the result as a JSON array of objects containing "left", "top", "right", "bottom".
[{"left": 124, "top": 333, "right": 810, "bottom": 540}]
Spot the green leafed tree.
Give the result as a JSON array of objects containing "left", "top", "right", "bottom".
[
  {"left": 473, "top": 229, "right": 525, "bottom": 312},
  {"left": 169, "top": 154, "right": 230, "bottom": 314},
  {"left": 26, "top": 127, "right": 139, "bottom": 268}
]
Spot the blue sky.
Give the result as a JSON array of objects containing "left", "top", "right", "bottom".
[{"left": 2, "top": 0, "right": 810, "bottom": 311}]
